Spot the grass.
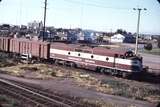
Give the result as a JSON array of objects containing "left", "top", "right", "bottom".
[
  {"left": 0, "top": 63, "right": 160, "bottom": 104},
  {"left": 140, "top": 48, "right": 160, "bottom": 55},
  {"left": 0, "top": 58, "right": 15, "bottom": 68},
  {"left": 0, "top": 53, "right": 16, "bottom": 68},
  {"left": 0, "top": 64, "right": 57, "bottom": 79},
  {"left": 80, "top": 99, "right": 118, "bottom": 107},
  {"left": 80, "top": 98, "right": 138, "bottom": 107},
  {"left": 67, "top": 70, "right": 160, "bottom": 103},
  {"left": 101, "top": 79, "right": 160, "bottom": 103}
]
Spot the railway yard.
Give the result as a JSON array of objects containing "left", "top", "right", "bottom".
[
  {"left": 0, "top": 52, "right": 160, "bottom": 107},
  {"left": 0, "top": 0, "right": 160, "bottom": 106},
  {"left": 0, "top": 36, "right": 160, "bottom": 107}
]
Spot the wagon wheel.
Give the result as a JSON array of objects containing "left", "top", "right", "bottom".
[
  {"left": 100, "top": 68, "right": 105, "bottom": 73},
  {"left": 55, "top": 59, "right": 59, "bottom": 65},
  {"left": 70, "top": 62, "right": 76, "bottom": 68}
]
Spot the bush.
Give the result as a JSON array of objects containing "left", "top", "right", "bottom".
[{"left": 144, "top": 43, "right": 152, "bottom": 51}]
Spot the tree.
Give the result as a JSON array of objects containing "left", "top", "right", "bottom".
[
  {"left": 116, "top": 29, "right": 127, "bottom": 35},
  {"left": 116, "top": 29, "right": 123, "bottom": 34},
  {"left": 144, "top": 43, "right": 153, "bottom": 51},
  {"left": 157, "top": 36, "right": 160, "bottom": 48}
]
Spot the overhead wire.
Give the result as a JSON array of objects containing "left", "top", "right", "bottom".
[
  {"left": 62, "top": 0, "right": 131, "bottom": 10},
  {"left": 59, "top": 0, "right": 134, "bottom": 29}
]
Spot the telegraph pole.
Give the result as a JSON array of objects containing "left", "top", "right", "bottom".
[
  {"left": 133, "top": 8, "right": 147, "bottom": 55},
  {"left": 43, "top": 0, "right": 47, "bottom": 41}
]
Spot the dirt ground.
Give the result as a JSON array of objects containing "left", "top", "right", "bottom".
[
  {"left": 0, "top": 63, "right": 159, "bottom": 107},
  {"left": 0, "top": 74, "right": 156, "bottom": 107},
  {"left": 140, "top": 53, "right": 160, "bottom": 70}
]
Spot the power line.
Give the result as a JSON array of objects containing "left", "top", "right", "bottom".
[{"left": 63, "top": 0, "right": 131, "bottom": 10}]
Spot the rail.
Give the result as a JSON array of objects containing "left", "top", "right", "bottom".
[{"left": 0, "top": 78, "right": 82, "bottom": 107}]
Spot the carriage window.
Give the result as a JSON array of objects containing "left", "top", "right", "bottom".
[
  {"left": 68, "top": 52, "right": 71, "bottom": 55},
  {"left": 75, "top": 49, "right": 82, "bottom": 52},
  {"left": 106, "top": 57, "right": 109, "bottom": 61},
  {"left": 91, "top": 55, "right": 94, "bottom": 58},
  {"left": 78, "top": 53, "right": 81, "bottom": 56},
  {"left": 114, "top": 54, "right": 118, "bottom": 58}
]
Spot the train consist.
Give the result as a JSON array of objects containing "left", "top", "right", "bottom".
[{"left": 0, "top": 37, "right": 143, "bottom": 77}]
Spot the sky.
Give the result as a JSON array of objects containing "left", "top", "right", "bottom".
[{"left": 0, "top": 0, "right": 160, "bottom": 34}]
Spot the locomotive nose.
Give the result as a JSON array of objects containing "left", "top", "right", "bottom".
[{"left": 131, "top": 60, "right": 143, "bottom": 72}]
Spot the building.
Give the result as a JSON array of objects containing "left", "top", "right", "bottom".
[
  {"left": 83, "top": 30, "right": 96, "bottom": 43},
  {"left": 111, "top": 33, "right": 135, "bottom": 43},
  {"left": 77, "top": 31, "right": 84, "bottom": 41},
  {"left": 111, "top": 34, "right": 125, "bottom": 43},
  {"left": 123, "top": 34, "right": 136, "bottom": 43},
  {"left": 67, "top": 31, "right": 78, "bottom": 43},
  {"left": 28, "top": 21, "right": 43, "bottom": 30}
]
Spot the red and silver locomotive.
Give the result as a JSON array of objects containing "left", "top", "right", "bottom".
[
  {"left": 0, "top": 37, "right": 143, "bottom": 77},
  {"left": 50, "top": 43, "right": 143, "bottom": 77}
]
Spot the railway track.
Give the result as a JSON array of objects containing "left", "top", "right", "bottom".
[{"left": 0, "top": 78, "right": 84, "bottom": 107}]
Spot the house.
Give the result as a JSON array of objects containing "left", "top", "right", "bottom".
[
  {"left": 77, "top": 31, "right": 84, "bottom": 41},
  {"left": 103, "top": 36, "right": 111, "bottom": 43},
  {"left": 77, "top": 30, "right": 96, "bottom": 43},
  {"left": 66, "top": 30, "right": 78, "bottom": 43},
  {"left": 123, "top": 34, "right": 136, "bottom": 43},
  {"left": 111, "top": 34, "right": 125, "bottom": 43},
  {"left": 111, "top": 33, "right": 136, "bottom": 43},
  {"left": 83, "top": 31, "right": 96, "bottom": 43},
  {"left": 143, "top": 35, "right": 153, "bottom": 40}
]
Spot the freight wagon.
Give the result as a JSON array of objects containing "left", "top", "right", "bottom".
[
  {"left": 9, "top": 38, "right": 50, "bottom": 59},
  {"left": 0, "top": 37, "right": 11, "bottom": 52}
]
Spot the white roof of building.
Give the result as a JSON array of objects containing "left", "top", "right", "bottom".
[{"left": 111, "top": 34, "right": 125, "bottom": 39}]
